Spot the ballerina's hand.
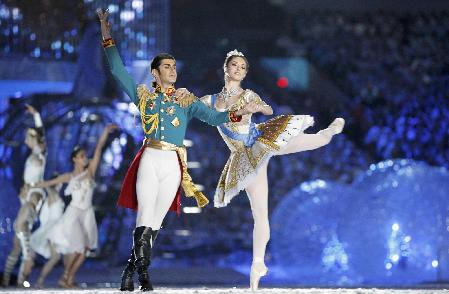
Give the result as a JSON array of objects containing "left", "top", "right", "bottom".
[
  {"left": 174, "top": 88, "right": 190, "bottom": 99},
  {"left": 174, "top": 88, "right": 196, "bottom": 107},
  {"left": 238, "top": 102, "right": 261, "bottom": 115}
]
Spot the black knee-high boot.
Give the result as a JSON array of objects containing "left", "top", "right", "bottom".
[
  {"left": 151, "top": 229, "right": 159, "bottom": 250},
  {"left": 120, "top": 228, "right": 160, "bottom": 291},
  {"left": 120, "top": 247, "right": 136, "bottom": 291},
  {"left": 134, "top": 226, "right": 153, "bottom": 291}
]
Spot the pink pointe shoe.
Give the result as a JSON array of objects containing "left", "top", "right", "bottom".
[{"left": 250, "top": 258, "right": 268, "bottom": 291}]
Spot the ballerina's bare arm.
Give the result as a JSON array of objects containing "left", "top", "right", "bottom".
[
  {"left": 248, "top": 91, "right": 273, "bottom": 115},
  {"left": 36, "top": 173, "right": 71, "bottom": 188},
  {"left": 199, "top": 94, "right": 264, "bottom": 115},
  {"left": 88, "top": 124, "right": 118, "bottom": 177},
  {"left": 257, "top": 103, "right": 273, "bottom": 115}
]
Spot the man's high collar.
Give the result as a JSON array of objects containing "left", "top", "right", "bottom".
[{"left": 154, "top": 83, "right": 176, "bottom": 96}]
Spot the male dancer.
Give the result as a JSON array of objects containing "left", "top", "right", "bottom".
[{"left": 98, "top": 8, "right": 259, "bottom": 291}]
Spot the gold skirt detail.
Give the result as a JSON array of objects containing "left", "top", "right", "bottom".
[{"left": 214, "top": 115, "right": 314, "bottom": 208}]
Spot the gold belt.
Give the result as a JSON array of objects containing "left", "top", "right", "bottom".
[{"left": 143, "top": 138, "right": 209, "bottom": 208}]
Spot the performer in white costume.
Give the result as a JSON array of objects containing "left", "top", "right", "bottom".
[
  {"left": 36, "top": 124, "right": 117, "bottom": 288},
  {"left": 29, "top": 176, "right": 64, "bottom": 288},
  {"left": 201, "top": 50, "right": 345, "bottom": 290},
  {"left": 2, "top": 104, "right": 46, "bottom": 287}
]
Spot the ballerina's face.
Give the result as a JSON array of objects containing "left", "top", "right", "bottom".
[
  {"left": 72, "top": 149, "right": 88, "bottom": 167},
  {"left": 226, "top": 56, "right": 248, "bottom": 82},
  {"left": 25, "top": 128, "right": 43, "bottom": 150},
  {"left": 25, "top": 132, "right": 38, "bottom": 149}
]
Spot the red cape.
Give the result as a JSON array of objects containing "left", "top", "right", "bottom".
[{"left": 117, "top": 145, "right": 182, "bottom": 215}]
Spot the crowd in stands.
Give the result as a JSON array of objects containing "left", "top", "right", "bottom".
[{"left": 282, "top": 11, "right": 449, "bottom": 167}]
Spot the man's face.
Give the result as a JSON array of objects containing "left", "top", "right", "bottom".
[{"left": 152, "top": 59, "right": 177, "bottom": 86}]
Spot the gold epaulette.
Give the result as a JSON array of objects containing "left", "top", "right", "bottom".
[
  {"left": 137, "top": 84, "right": 157, "bottom": 102},
  {"left": 176, "top": 93, "right": 196, "bottom": 108}
]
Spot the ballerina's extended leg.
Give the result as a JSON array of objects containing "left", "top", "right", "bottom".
[{"left": 278, "top": 118, "right": 345, "bottom": 155}]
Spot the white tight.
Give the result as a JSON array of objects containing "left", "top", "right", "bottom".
[
  {"left": 277, "top": 129, "right": 333, "bottom": 155},
  {"left": 2, "top": 235, "right": 20, "bottom": 286},
  {"left": 245, "top": 129, "right": 335, "bottom": 266},
  {"left": 15, "top": 192, "right": 42, "bottom": 285},
  {"left": 245, "top": 162, "right": 269, "bottom": 263},
  {"left": 136, "top": 148, "right": 181, "bottom": 230}
]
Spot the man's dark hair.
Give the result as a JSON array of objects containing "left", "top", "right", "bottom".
[{"left": 150, "top": 53, "right": 176, "bottom": 71}]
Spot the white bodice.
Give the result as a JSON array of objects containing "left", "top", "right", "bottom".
[
  {"left": 23, "top": 147, "right": 46, "bottom": 184},
  {"left": 64, "top": 170, "right": 96, "bottom": 210},
  {"left": 202, "top": 89, "right": 269, "bottom": 152}
]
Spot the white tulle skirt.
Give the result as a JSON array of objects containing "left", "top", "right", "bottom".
[
  {"left": 48, "top": 205, "right": 98, "bottom": 254},
  {"left": 30, "top": 199, "right": 64, "bottom": 258},
  {"left": 214, "top": 114, "right": 314, "bottom": 208}
]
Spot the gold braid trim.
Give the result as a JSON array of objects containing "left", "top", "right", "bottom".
[
  {"left": 257, "top": 137, "right": 280, "bottom": 151},
  {"left": 257, "top": 115, "right": 293, "bottom": 147},
  {"left": 137, "top": 85, "right": 159, "bottom": 135},
  {"left": 176, "top": 147, "right": 209, "bottom": 207},
  {"left": 224, "top": 152, "right": 241, "bottom": 194},
  {"left": 144, "top": 139, "right": 209, "bottom": 208}
]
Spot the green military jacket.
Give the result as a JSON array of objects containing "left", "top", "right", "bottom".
[{"left": 104, "top": 45, "right": 232, "bottom": 146}]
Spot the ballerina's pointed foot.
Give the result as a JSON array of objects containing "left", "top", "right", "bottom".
[
  {"left": 329, "top": 117, "right": 345, "bottom": 135},
  {"left": 58, "top": 271, "right": 71, "bottom": 288},
  {"left": 66, "top": 276, "right": 79, "bottom": 289},
  {"left": 58, "top": 277, "right": 69, "bottom": 288},
  {"left": 250, "top": 261, "right": 268, "bottom": 291},
  {"left": 35, "top": 278, "right": 44, "bottom": 289}
]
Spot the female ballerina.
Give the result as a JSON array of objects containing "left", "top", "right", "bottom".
[
  {"left": 2, "top": 104, "right": 46, "bottom": 287},
  {"left": 28, "top": 174, "right": 65, "bottom": 288},
  {"left": 35, "top": 124, "right": 117, "bottom": 287},
  {"left": 201, "top": 50, "right": 345, "bottom": 290}
]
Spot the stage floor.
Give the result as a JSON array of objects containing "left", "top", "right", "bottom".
[
  {"left": 2, "top": 264, "right": 449, "bottom": 293},
  {"left": 0, "top": 288, "right": 448, "bottom": 293}
]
